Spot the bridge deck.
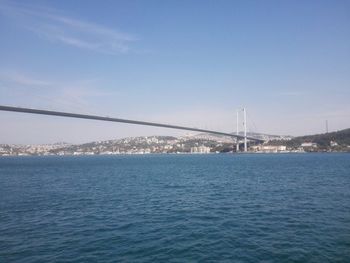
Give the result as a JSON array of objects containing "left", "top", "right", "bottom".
[{"left": 0, "top": 105, "right": 263, "bottom": 142}]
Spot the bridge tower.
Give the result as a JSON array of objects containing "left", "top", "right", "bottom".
[
  {"left": 236, "top": 108, "right": 248, "bottom": 153},
  {"left": 236, "top": 110, "right": 239, "bottom": 152},
  {"left": 243, "top": 108, "right": 247, "bottom": 152}
]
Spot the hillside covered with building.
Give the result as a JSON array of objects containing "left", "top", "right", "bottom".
[{"left": 1, "top": 129, "right": 349, "bottom": 156}]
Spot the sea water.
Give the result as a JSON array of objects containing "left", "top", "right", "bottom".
[{"left": 0, "top": 153, "right": 349, "bottom": 262}]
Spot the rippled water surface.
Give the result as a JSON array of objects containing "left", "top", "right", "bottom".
[{"left": 1, "top": 153, "right": 350, "bottom": 262}]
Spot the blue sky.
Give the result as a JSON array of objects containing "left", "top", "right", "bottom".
[{"left": 0, "top": 0, "right": 349, "bottom": 144}]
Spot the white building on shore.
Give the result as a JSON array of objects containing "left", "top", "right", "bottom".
[
  {"left": 250, "top": 145, "right": 287, "bottom": 153},
  {"left": 190, "top": 146, "right": 211, "bottom": 154}
]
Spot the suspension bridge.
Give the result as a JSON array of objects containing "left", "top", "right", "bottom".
[{"left": 0, "top": 105, "right": 264, "bottom": 152}]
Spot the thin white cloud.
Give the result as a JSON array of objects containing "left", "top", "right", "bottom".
[
  {"left": 0, "top": 71, "right": 51, "bottom": 87},
  {"left": 0, "top": 71, "right": 116, "bottom": 113},
  {"left": 0, "top": 1, "right": 136, "bottom": 54}
]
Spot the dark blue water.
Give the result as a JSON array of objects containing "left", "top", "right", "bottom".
[{"left": 0, "top": 154, "right": 349, "bottom": 262}]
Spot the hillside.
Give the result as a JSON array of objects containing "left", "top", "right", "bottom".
[
  {"left": 0, "top": 134, "right": 235, "bottom": 156},
  {"left": 1, "top": 130, "right": 349, "bottom": 156},
  {"left": 269, "top": 128, "right": 350, "bottom": 150}
]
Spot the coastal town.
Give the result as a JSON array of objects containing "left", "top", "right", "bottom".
[{"left": 1, "top": 129, "right": 349, "bottom": 156}]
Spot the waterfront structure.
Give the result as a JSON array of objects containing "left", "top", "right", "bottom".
[
  {"left": 190, "top": 146, "right": 211, "bottom": 154},
  {"left": 251, "top": 145, "right": 287, "bottom": 153},
  {"left": 301, "top": 142, "right": 317, "bottom": 148},
  {"left": 330, "top": 141, "right": 338, "bottom": 147}
]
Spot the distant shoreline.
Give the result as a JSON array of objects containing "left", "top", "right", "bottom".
[{"left": 1, "top": 151, "right": 349, "bottom": 158}]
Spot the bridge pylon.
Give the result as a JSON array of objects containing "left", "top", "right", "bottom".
[{"left": 236, "top": 108, "right": 248, "bottom": 152}]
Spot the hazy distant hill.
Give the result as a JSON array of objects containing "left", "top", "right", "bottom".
[{"left": 239, "top": 131, "right": 293, "bottom": 141}]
